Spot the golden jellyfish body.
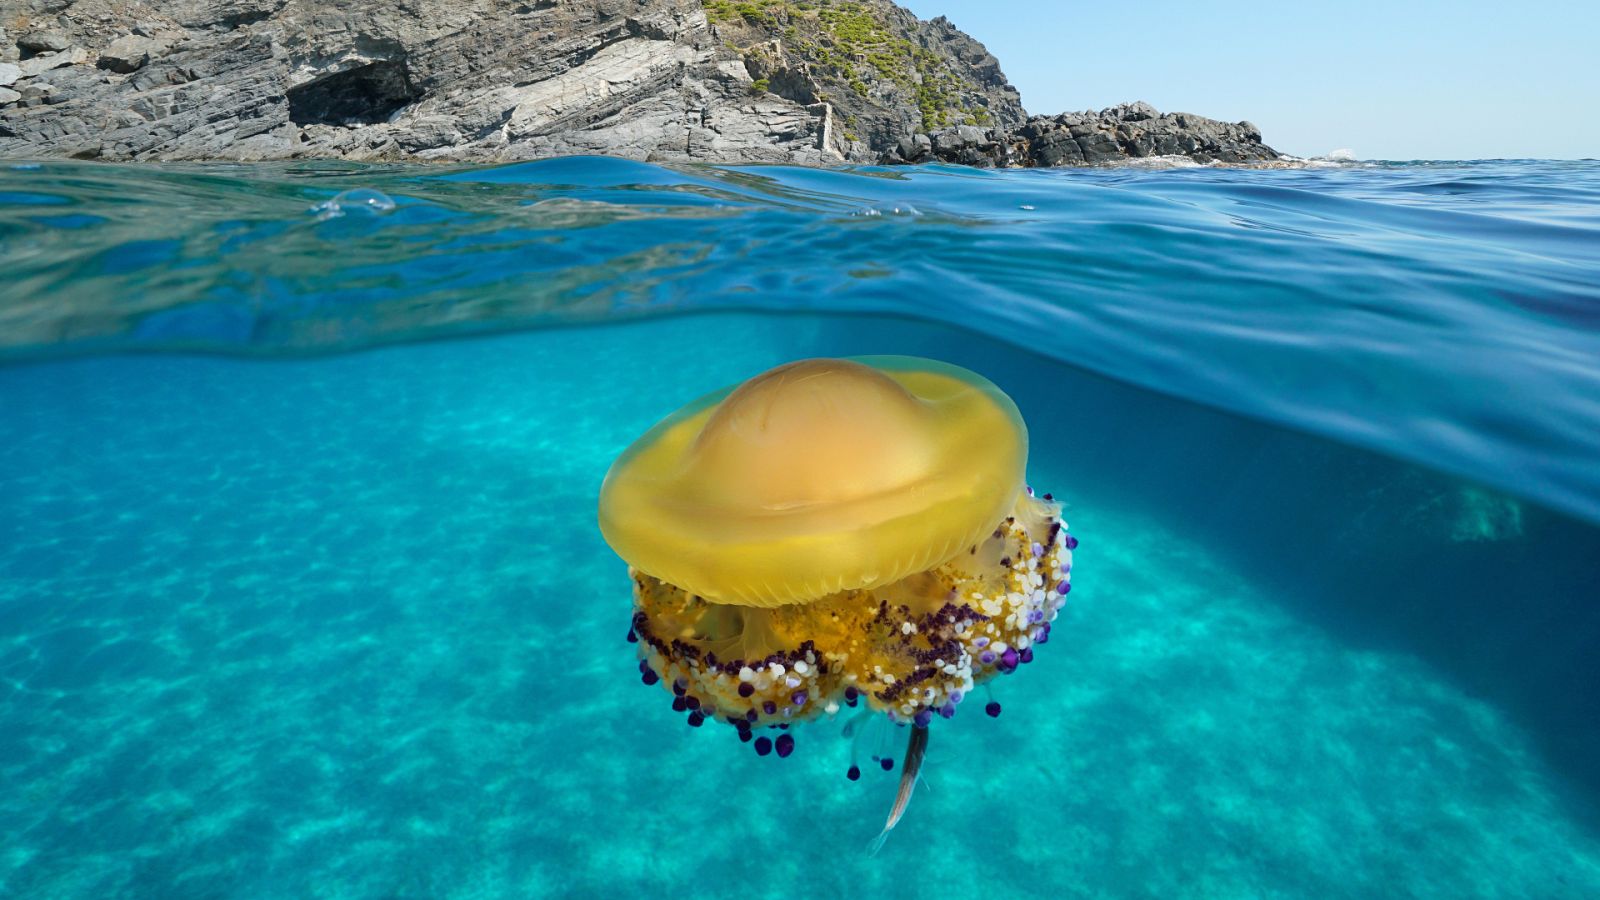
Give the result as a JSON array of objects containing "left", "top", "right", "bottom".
[{"left": 599, "top": 357, "right": 1077, "bottom": 784}]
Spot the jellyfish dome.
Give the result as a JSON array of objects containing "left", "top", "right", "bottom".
[{"left": 598, "top": 357, "right": 1076, "bottom": 826}]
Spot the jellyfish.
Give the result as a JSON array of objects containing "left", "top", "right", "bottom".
[{"left": 598, "top": 357, "right": 1076, "bottom": 843}]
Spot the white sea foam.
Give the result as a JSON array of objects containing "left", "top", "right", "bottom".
[
  {"left": 1270, "top": 153, "right": 1373, "bottom": 170},
  {"left": 1102, "top": 155, "right": 1206, "bottom": 170}
]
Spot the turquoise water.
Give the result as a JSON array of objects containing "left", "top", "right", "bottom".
[{"left": 3, "top": 159, "right": 1600, "bottom": 897}]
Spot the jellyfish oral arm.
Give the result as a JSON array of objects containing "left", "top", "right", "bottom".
[{"left": 870, "top": 724, "right": 931, "bottom": 855}]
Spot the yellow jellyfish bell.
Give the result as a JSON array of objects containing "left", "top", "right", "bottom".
[
  {"left": 599, "top": 356, "right": 1078, "bottom": 837},
  {"left": 599, "top": 356, "right": 1027, "bottom": 607}
]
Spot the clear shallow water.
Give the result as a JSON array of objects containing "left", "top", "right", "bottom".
[{"left": 2, "top": 159, "right": 1600, "bottom": 897}]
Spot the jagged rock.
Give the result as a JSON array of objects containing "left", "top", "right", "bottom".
[
  {"left": 923, "top": 123, "right": 1011, "bottom": 166},
  {"left": 0, "top": 87, "right": 19, "bottom": 105},
  {"left": 893, "top": 103, "right": 1280, "bottom": 168},
  {"left": 18, "top": 82, "right": 57, "bottom": 107},
  {"left": 16, "top": 46, "right": 88, "bottom": 77},
  {"left": 1109, "top": 100, "right": 1158, "bottom": 122},
  {"left": 896, "top": 132, "right": 931, "bottom": 162},
  {"left": 98, "top": 34, "right": 165, "bottom": 73},
  {"left": 19, "top": 29, "right": 71, "bottom": 54},
  {"left": 0, "top": 63, "right": 20, "bottom": 87}
]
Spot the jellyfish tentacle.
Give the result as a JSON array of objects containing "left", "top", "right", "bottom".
[
  {"left": 841, "top": 707, "right": 873, "bottom": 740},
  {"left": 842, "top": 708, "right": 876, "bottom": 777}
]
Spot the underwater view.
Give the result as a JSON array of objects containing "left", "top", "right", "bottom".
[{"left": 3, "top": 158, "right": 1600, "bottom": 898}]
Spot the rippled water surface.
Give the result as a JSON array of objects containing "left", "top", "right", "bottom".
[
  {"left": 4, "top": 157, "right": 1599, "bottom": 525},
  {"left": 2, "top": 158, "right": 1599, "bottom": 898}
]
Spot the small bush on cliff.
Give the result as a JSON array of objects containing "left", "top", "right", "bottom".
[{"left": 701, "top": 0, "right": 984, "bottom": 132}]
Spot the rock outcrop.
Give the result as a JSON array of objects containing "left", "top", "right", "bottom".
[
  {"left": 703, "top": 3, "right": 1024, "bottom": 157},
  {"left": 885, "top": 101, "right": 1278, "bottom": 167},
  {"left": 0, "top": 0, "right": 1279, "bottom": 166}
]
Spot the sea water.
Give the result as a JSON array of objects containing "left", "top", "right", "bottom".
[{"left": 2, "top": 158, "right": 1599, "bottom": 898}]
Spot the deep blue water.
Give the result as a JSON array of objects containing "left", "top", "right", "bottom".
[{"left": 2, "top": 157, "right": 1600, "bottom": 897}]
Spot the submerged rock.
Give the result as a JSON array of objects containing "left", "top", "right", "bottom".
[{"left": 0, "top": 0, "right": 1279, "bottom": 166}]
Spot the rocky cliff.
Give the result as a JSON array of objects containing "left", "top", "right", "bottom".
[{"left": 0, "top": 0, "right": 1278, "bottom": 166}]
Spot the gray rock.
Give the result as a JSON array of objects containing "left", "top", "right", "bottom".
[
  {"left": 932, "top": 127, "right": 971, "bottom": 154},
  {"left": 1032, "top": 131, "right": 1083, "bottom": 166},
  {"left": 895, "top": 132, "right": 931, "bottom": 162},
  {"left": 99, "top": 35, "right": 166, "bottom": 74},
  {"left": 19, "top": 30, "right": 71, "bottom": 54},
  {"left": 0, "top": 62, "right": 19, "bottom": 87},
  {"left": 19, "top": 82, "right": 56, "bottom": 107},
  {"left": 0, "top": 86, "right": 18, "bottom": 106},
  {"left": 1121, "top": 101, "right": 1159, "bottom": 121},
  {"left": 16, "top": 47, "right": 87, "bottom": 78}
]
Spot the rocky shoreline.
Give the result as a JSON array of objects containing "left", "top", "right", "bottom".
[
  {"left": 0, "top": 1, "right": 1278, "bottom": 167},
  {"left": 893, "top": 102, "right": 1275, "bottom": 168}
]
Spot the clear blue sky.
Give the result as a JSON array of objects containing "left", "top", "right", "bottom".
[{"left": 901, "top": 0, "right": 1598, "bottom": 160}]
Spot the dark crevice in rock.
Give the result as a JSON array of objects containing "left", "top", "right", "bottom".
[
  {"left": 562, "top": 26, "right": 631, "bottom": 72},
  {"left": 765, "top": 68, "right": 817, "bottom": 106},
  {"left": 210, "top": 2, "right": 289, "bottom": 32},
  {"left": 219, "top": 10, "right": 274, "bottom": 30},
  {"left": 286, "top": 61, "right": 419, "bottom": 126}
]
